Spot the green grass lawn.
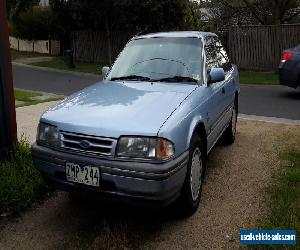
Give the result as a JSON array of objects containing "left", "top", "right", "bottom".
[
  {"left": 10, "top": 49, "right": 46, "bottom": 61},
  {"left": 15, "top": 89, "right": 62, "bottom": 108},
  {"left": 0, "top": 141, "right": 51, "bottom": 216},
  {"left": 256, "top": 149, "right": 300, "bottom": 248},
  {"left": 240, "top": 71, "right": 279, "bottom": 85},
  {"left": 31, "top": 57, "right": 104, "bottom": 75}
]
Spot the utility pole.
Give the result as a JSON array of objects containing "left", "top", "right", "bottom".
[{"left": 0, "top": 0, "right": 17, "bottom": 159}]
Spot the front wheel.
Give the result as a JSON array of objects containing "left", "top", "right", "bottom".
[{"left": 178, "top": 134, "right": 206, "bottom": 215}]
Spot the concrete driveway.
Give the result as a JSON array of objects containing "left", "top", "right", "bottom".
[{"left": 13, "top": 64, "right": 300, "bottom": 120}]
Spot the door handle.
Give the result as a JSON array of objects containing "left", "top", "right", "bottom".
[{"left": 222, "top": 87, "right": 225, "bottom": 94}]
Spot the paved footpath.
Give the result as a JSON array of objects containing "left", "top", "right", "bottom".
[{"left": 16, "top": 101, "right": 59, "bottom": 143}]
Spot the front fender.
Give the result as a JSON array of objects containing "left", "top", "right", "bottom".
[
  {"left": 157, "top": 88, "right": 209, "bottom": 157},
  {"left": 186, "top": 116, "right": 207, "bottom": 150},
  {"left": 158, "top": 113, "right": 207, "bottom": 157}
]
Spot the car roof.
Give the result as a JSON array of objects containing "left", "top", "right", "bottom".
[{"left": 133, "top": 31, "right": 217, "bottom": 40}]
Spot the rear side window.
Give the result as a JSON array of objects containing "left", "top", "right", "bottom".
[
  {"left": 205, "top": 36, "right": 232, "bottom": 73},
  {"left": 215, "top": 39, "right": 232, "bottom": 72},
  {"left": 204, "top": 36, "right": 219, "bottom": 69}
]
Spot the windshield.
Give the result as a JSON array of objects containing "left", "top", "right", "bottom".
[{"left": 107, "top": 37, "right": 203, "bottom": 83}]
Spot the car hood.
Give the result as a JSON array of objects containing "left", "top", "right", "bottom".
[{"left": 41, "top": 80, "right": 197, "bottom": 138}]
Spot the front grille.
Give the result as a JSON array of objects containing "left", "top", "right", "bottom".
[{"left": 60, "top": 131, "right": 117, "bottom": 157}]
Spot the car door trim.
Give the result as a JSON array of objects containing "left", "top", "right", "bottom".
[{"left": 207, "top": 103, "right": 233, "bottom": 153}]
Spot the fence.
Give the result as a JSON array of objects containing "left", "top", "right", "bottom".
[
  {"left": 71, "top": 25, "right": 300, "bottom": 71},
  {"left": 227, "top": 24, "right": 300, "bottom": 71},
  {"left": 71, "top": 31, "right": 135, "bottom": 64},
  {"left": 9, "top": 36, "right": 60, "bottom": 55}
]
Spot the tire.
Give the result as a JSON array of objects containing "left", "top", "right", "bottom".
[
  {"left": 222, "top": 101, "right": 237, "bottom": 145},
  {"left": 178, "top": 134, "right": 206, "bottom": 215}
]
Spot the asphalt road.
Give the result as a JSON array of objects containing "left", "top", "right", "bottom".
[
  {"left": 13, "top": 64, "right": 300, "bottom": 120},
  {"left": 13, "top": 64, "right": 101, "bottom": 95},
  {"left": 239, "top": 85, "right": 300, "bottom": 120}
]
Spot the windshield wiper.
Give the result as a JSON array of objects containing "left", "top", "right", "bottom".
[
  {"left": 110, "top": 75, "right": 151, "bottom": 82},
  {"left": 153, "top": 76, "right": 198, "bottom": 83}
]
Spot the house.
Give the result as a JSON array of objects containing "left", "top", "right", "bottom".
[
  {"left": 199, "top": 8, "right": 214, "bottom": 23},
  {"left": 39, "top": 0, "right": 49, "bottom": 7}
]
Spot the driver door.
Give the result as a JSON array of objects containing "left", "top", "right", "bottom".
[{"left": 204, "top": 36, "right": 227, "bottom": 151}]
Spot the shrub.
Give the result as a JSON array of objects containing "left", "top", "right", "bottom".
[
  {"left": 0, "top": 140, "right": 50, "bottom": 216},
  {"left": 10, "top": 7, "right": 57, "bottom": 40}
]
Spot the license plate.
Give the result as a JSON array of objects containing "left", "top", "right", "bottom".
[{"left": 66, "top": 162, "right": 100, "bottom": 187}]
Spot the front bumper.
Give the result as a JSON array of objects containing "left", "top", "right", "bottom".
[{"left": 31, "top": 144, "right": 188, "bottom": 206}]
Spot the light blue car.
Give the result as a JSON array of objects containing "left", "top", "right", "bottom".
[{"left": 32, "top": 32, "right": 240, "bottom": 214}]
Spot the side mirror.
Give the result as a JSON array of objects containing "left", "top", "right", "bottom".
[
  {"left": 208, "top": 68, "right": 225, "bottom": 85},
  {"left": 101, "top": 66, "right": 110, "bottom": 78}
]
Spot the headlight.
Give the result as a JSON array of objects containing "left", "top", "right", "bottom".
[
  {"left": 116, "top": 137, "right": 174, "bottom": 160},
  {"left": 37, "top": 123, "right": 60, "bottom": 147}
]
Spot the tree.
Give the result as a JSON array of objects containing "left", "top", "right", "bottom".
[
  {"left": 66, "top": 0, "right": 129, "bottom": 64},
  {"left": 204, "top": 0, "right": 300, "bottom": 26},
  {"left": 126, "top": 0, "right": 202, "bottom": 32},
  {"left": 242, "top": 0, "right": 300, "bottom": 24},
  {"left": 6, "top": 0, "right": 17, "bottom": 15},
  {"left": 51, "top": 0, "right": 202, "bottom": 64},
  {"left": 9, "top": 0, "right": 39, "bottom": 21},
  {"left": 66, "top": 0, "right": 202, "bottom": 32},
  {"left": 10, "top": 7, "right": 56, "bottom": 40},
  {"left": 50, "top": 0, "right": 73, "bottom": 51}
]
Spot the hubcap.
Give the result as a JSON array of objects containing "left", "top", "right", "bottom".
[
  {"left": 190, "top": 148, "right": 203, "bottom": 201},
  {"left": 232, "top": 106, "right": 237, "bottom": 136}
]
